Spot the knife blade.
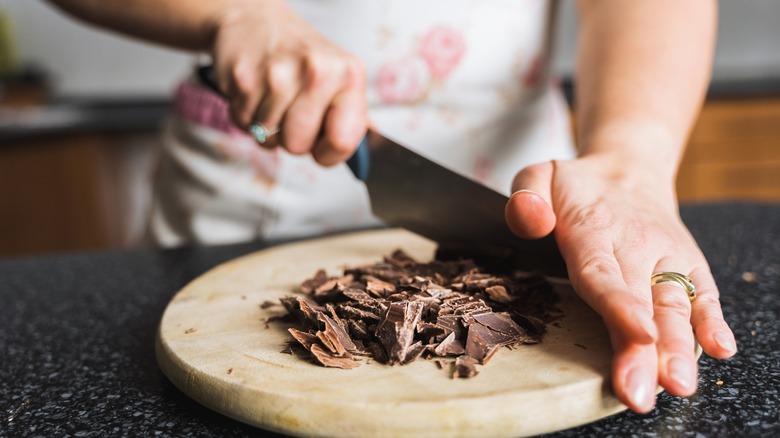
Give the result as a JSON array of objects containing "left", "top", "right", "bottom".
[
  {"left": 196, "top": 65, "right": 567, "bottom": 277},
  {"left": 346, "top": 132, "right": 567, "bottom": 277}
]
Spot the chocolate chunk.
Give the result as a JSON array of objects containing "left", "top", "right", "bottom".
[
  {"left": 337, "top": 304, "right": 383, "bottom": 322},
  {"left": 471, "top": 312, "right": 526, "bottom": 338},
  {"left": 465, "top": 323, "right": 508, "bottom": 364},
  {"left": 347, "top": 319, "right": 371, "bottom": 341},
  {"left": 375, "top": 301, "right": 425, "bottom": 365},
  {"left": 299, "top": 269, "right": 329, "bottom": 294},
  {"left": 288, "top": 328, "right": 318, "bottom": 350},
  {"left": 416, "top": 321, "right": 447, "bottom": 341},
  {"left": 485, "top": 285, "right": 514, "bottom": 304},
  {"left": 364, "top": 276, "right": 397, "bottom": 297},
  {"left": 434, "top": 332, "right": 466, "bottom": 356},
  {"left": 453, "top": 355, "right": 480, "bottom": 378},
  {"left": 310, "top": 344, "right": 360, "bottom": 369},
  {"left": 317, "top": 313, "right": 358, "bottom": 356},
  {"left": 342, "top": 288, "right": 374, "bottom": 302}
]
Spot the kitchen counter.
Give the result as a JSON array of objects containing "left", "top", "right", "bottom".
[
  {"left": 1, "top": 202, "right": 778, "bottom": 437},
  {"left": 0, "top": 97, "right": 169, "bottom": 142}
]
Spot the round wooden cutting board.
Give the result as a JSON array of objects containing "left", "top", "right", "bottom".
[{"left": 156, "top": 229, "right": 630, "bottom": 437}]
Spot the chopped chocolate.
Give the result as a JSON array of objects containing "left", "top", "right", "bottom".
[
  {"left": 274, "top": 249, "right": 559, "bottom": 377},
  {"left": 317, "top": 313, "right": 358, "bottom": 356},
  {"left": 260, "top": 300, "right": 278, "bottom": 309},
  {"left": 288, "top": 328, "right": 319, "bottom": 350},
  {"left": 433, "top": 332, "right": 466, "bottom": 356},
  {"left": 465, "top": 322, "right": 511, "bottom": 364},
  {"left": 299, "top": 269, "right": 329, "bottom": 294},
  {"left": 484, "top": 285, "right": 513, "bottom": 304},
  {"left": 375, "top": 301, "right": 425, "bottom": 364},
  {"left": 309, "top": 344, "right": 360, "bottom": 369},
  {"left": 454, "top": 355, "right": 480, "bottom": 379}
]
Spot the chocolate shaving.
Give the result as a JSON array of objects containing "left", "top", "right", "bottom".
[
  {"left": 310, "top": 344, "right": 360, "bottom": 369},
  {"left": 454, "top": 355, "right": 480, "bottom": 378},
  {"left": 274, "top": 249, "right": 559, "bottom": 376}
]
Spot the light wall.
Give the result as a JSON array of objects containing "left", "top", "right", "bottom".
[
  {"left": 4, "top": 0, "right": 780, "bottom": 98},
  {"left": 4, "top": 0, "right": 192, "bottom": 97},
  {"left": 553, "top": 0, "right": 780, "bottom": 81}
]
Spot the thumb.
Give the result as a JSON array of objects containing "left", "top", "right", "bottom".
[{"left": 505, "top": 161, "right": 556, "bottom": 239}]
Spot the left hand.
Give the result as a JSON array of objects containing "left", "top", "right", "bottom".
[{"left": 505, "top": 154, "right": 737, "bottom": 412}]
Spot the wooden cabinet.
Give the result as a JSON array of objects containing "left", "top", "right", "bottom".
[
  {"left": 677, "top": 97, "right": 780, "bottom": 202},
  {"left": 0, "top": 132, "right": 158, "bottom": 258}
]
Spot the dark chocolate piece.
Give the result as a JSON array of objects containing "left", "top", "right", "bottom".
[{"left": 453, "top": 355, "right": 480, "bottom": 378}]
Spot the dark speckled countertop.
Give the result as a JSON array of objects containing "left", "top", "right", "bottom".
[{"left": 2, "top": 203, "right": 778, "bottom": 437}]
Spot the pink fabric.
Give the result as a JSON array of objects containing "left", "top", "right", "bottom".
[
  {"left": 375, "top": 25, "right": 467, "bottom": 105},
  {"left": 376, "top": 57, "right": 431, "bottom": 104},
  {"left": 419, "top": 25, "right": 467, "bottom": 80},
  {"left": 173, "top": 81, "right": 248, "bottom": 137}
]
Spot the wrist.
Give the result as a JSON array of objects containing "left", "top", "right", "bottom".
[{"left": 577, "top": 120, "right": 685, "bottom": 184}]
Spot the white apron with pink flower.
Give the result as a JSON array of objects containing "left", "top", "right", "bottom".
[{"left": 149, "top": 0, "right": 575, "bottom": 246}]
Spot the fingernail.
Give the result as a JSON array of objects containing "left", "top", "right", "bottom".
[
  {"left": 714, "top": 331, "right": 736, "bottom": 352},
  {"left": 626, "top": 366, "right": 655, "bottom": 412},
  {"left": 667, "top": 356, "right": 695, "bottom": 392},
  {"left": 511, "top": 189, "right": 544, "bottom": 203}
]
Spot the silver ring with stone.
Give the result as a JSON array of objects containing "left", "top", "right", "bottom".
[
  {"left": 651, "top": 271, "right": 697, "bottom": 302},
  {"left": 249, "top": 123, "right": 280, "bottom": 144}
]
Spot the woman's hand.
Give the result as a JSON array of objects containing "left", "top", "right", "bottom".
[
  {"left": 505, "top": 154, "right": 737, "bottom": 412},
  {"left": 208, "top": 0, "right": 368, "bottom": 165}
]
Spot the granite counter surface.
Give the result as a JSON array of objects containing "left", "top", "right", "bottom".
[{"left": 2, "top": 203, "right": 778, "bottom": 437}]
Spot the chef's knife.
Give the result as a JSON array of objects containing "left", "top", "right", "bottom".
[{"left": 196, "top": 65, "right": 567, "bottom": 277}]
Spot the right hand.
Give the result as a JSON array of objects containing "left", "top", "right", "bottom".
[{"left": 208, "top": 0, "right": 368, "bottom": 166}]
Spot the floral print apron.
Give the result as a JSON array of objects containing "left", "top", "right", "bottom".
[{"left": 149, "top": 0, "right": 575, "bottom": 246}]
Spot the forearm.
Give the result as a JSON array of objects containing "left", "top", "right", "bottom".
[
  {"left": 46, "top": 0, "right": 273, "bottom": 51},
  {"left": 574, "top": 0, "right": 717, "bottom": 179}
]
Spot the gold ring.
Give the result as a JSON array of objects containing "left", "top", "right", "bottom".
[
  {"left": 651, "top": 272, "right": 696, "bottom": 302},
  {"left": 249, "top": 123, "right": 279, "bottom": 144}
]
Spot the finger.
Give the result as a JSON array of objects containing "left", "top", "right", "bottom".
[
  {"left": 505, "top": 163, "right": 556, "bottom": 239},
  {"left": 610, "top": 332, "right": 659, "bottom": 413},
  {"left": 312, "top": 60, "right": 368, "bottom": 166},
  {"left": 218, "top": 57, "right": 265, "bottom": 130},
  {"left": 559, "top": 233, "right": 658, "bottom": 345},
  {"left": 688, "top": 265, "right": 737, "bottom": 359},
  {"left": 651, "top": 261, "right": 698, "bottom": 397},
  {"left": 283, "top": 54, "right": 347, "bottom": 156},
  {"left": 253, "top": 58, "right": 303, "bottom": 148}
]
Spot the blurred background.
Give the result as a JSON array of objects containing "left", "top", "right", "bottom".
[{"left": 1, "top": 0, "right": 779, "bottom": 258}]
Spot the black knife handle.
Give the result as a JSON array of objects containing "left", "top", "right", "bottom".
[
  {"left": 195, "top": 64, "right": 370, "bottom": 181},
  {"left": 196, "top": 64, "right": 222, "bottom": 96}
]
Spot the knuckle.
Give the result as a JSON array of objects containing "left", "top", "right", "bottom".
[
  {"left": 230, "top": 60, "right": 258, "bottom": 97},
  {"left": 562, "top": 203, "right": 613, "bottom": 235},
  {"left": 653, "top": 288, "right": 692, "bottom": 318},
  {"left": 578, "top": 254, "right": 620, "bottom": 279},
  {"left": 304, "top": 53, "right": 332, "bottom": 87},
  {"left": 693, "top": 294, "right": 721, "bottom": 308},
  {"left": 342, "top": 57, "right": 366, "bottom": 88},
  {"left": 266, "top": 61, "right": 294, "bottom": 94}
]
